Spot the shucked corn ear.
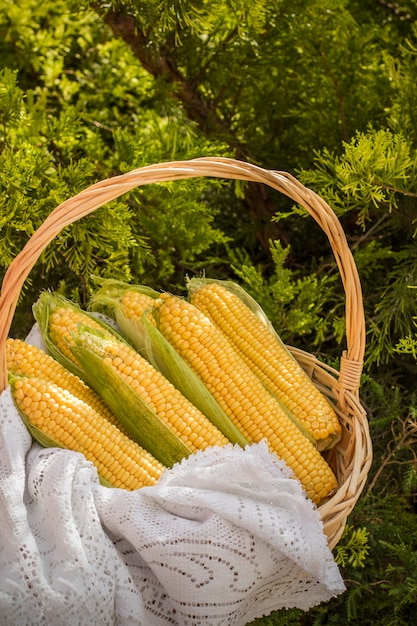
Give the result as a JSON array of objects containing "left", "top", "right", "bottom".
[
  {"left": 151, "top": 293, "right": 338, "bottom": 504},
  {"left": 6, "top": 337, "right": 123, "bottom": 432},
  {"left": 10, "top": 374, "right": 164, "bottom": 489},
  {"left": 89, "top": 279, "right": 249, "bottom": 447},
  {"left": 69, "top": 326, "right": 231, "bottom": 459},
  {"left": 188, "top": 278, "right": 342, "bottom": 451}
]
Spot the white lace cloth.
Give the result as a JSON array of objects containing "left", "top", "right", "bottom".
[{"left": 0, "top": 327, "right": 345, "bottom": 625}]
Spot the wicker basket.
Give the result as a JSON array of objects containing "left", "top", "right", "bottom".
[{"left": 0, "top": 157, "right": 372, "bottom": 550}]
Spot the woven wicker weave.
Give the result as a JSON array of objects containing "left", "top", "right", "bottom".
[{"left": 0, "top": 157, "right": 372, "bottom": 549}]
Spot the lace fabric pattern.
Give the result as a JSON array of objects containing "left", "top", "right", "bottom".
[{"left": 0, "top": 327, "right": 345, "bottom": 625}]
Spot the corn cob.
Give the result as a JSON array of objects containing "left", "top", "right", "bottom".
[
  {"left": 6, "top": 337, "right": 123, "bottom": 431},
  {"left": 71, "top": 327, "right": 230, "bottom": 455},
  {"left": 10, "top": 375, "right": 165, "bottom": 490},
  {"left": 89, "top": 280, "right": 249, "bottom": 447},
  {"left": 188, "top": 279, "right": 342, "bottom": 451},
  {"left": 152, "top": 293, "right": 338, "bottom": 504}
]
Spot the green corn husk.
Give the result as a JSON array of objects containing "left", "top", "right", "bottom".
[
  {"left": 89, "top": 277, "right": 161, "bottom": 306},
  {"left": 89, "top": 280, "right": 250, "bottom": 448},
  {"left": 68, "top": 326, "right": 192, "bottom": 467}
]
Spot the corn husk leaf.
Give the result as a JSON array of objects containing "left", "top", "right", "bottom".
[
  {"left": 115, "top": 308, "right": 151, "bottom": 357},
  {"left": 263, "top": 386, "right": 316, "bottom": 445}
]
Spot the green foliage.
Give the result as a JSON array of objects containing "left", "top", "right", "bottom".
[
  {"left": 108, "top": 123, "right": 232, "bottom": 287},
  {"left": 0, "top": 0, "right": 231, "bottom": 337},
  {"left": 395, "top": 295, "right": 417, "bottom": 360},
  {"left": 0, "top": 66, "right": 138, "bottom": 322},
  {"left": 334, "top": 525, "right": 370, "bottom": 569},
  {"left": 299, "top": 127, "right": 417, "bottom": 366},
  {"left": 92, "top": 0, "right": 398, "bottom": 169},
  {"left": 300, "top": 129, "right": 417, "bottom": 225},
  {"left": 328, "top": 493, "right": 417, "bottom": 625},
  {"left": 247, "top": 609, "right": 303, "bottom": 626}
]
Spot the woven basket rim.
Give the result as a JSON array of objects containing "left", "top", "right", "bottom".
[{"left": 0, "top": 156, "right": 373, "bottom": 549}]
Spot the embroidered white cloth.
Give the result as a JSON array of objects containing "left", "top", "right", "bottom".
[{"left": 0, "top": 327, "right": 345, "bottom": 626}]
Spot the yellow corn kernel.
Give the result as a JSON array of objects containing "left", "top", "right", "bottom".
[
  {"left": 119, "top": 290, "right": 156, "bottom": 324},
  {"left": 12, "top": 376, "right": 165, "bottom": 490},
  {"left": 6, "top": 338, "right": 123, "bottom": 432},
  {"left": 153, "top": 294, "right": 338, "bottom": 504},
  {"left": 76, "top": 331, "right": 230, "bottom": 454},
  {"left": 189, "top": 282, "right": 341, "bottom": 450}
]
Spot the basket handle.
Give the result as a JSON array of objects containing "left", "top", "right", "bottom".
[{"left": 0, "top": 157, "right": 365, "bottom": 396}]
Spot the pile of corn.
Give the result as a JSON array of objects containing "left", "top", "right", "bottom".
[{"left": 7, "top": 278, "right": 342, "bottom": 505}]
